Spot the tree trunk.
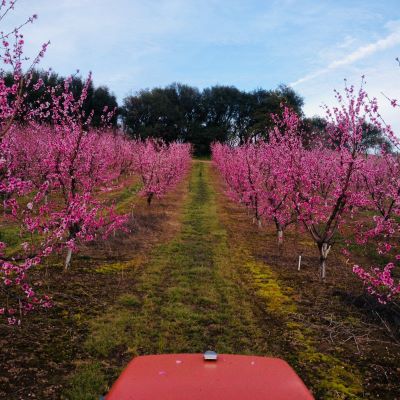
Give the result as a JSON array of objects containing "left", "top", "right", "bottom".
[
  {"left": 147, "top": 193, "right": 153, "bottom": 206},
  {"left": 274, "top": 219, "right": 284, "bottom": 247},
  {"left": 278, "top": 228, "right": 283, "bottom": 246},
  {"left": 318, "top": 242, "right": 331, "bottom": 279},
  {"left": 64, "top": 248, "right": 73, "bottom": 271},
  {"left": 64, "top": 224, "right": 79, "bottom": 271}
]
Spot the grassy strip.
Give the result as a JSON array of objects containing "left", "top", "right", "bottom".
[{"left": 64, "top": 161, "right": 269, "bottom": 398}]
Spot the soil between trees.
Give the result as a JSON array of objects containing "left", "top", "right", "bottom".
[{"left": 1, "top": 160, "right": 399, "bottom": 399}]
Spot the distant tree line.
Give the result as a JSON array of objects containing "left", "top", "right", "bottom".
[
  {"left": 7, "top": 73, "right": 390, "bottom": 155},
  {"left": 120, "top": 83, "right": 391, "bottom": 155},
  {"left": 121, "top": 83, "right": 306, "bottom": 155}
]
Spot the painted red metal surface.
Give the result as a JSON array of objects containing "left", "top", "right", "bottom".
[{"left": 106, "top": 354, "right": 314, "bottom": 400}]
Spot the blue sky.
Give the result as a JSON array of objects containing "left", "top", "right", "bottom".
[{"left": 8, "top": 0, "right": 400, "bottom": 129}]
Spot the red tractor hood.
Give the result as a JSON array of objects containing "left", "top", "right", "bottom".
[{"left": 106, "top": 354, "right": 314, "bottom": 399}]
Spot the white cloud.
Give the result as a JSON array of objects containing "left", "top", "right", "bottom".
[
  {"left": 291, "top": 21, "right": 400, "bottom": 87},
  {"left": 337, "top": 35, "right": 357, "bottom": 49}
]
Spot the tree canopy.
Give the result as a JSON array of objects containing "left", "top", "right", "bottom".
[{"left": 121, "top": 83, "right": 304, "bottom": 155}]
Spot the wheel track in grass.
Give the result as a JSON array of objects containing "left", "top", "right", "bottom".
[{"left": 65, "top": 160, "right": 363, "bottom": 400}]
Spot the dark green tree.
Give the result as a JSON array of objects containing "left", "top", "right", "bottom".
[
  {"left": 121, "top": 83, "right": 305, "bottom": 155},
  {"left": 247, "top": 85, "right": 304, "bottom": 141}
]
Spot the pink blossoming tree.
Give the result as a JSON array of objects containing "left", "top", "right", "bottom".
[{"left": 132, "top": 139, "right": 191, "bottom": 205}]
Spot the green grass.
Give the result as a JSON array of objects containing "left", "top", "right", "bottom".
[
  {"left": 193, "top": 155, "right": 211, "bottom": 161},
  {"left": 113, "top": 182, "right": 142, "bottom": 213},
  {"left": 83, "top": 162, "right": 268, "bottom": 356},
  {"left": 63, "top": 363, "right": 107, "bottom": 400},
  {"left": 117, "top": 293, "right": 141, "bottom": 308},
  {"left": 0, "top": 223, "right": 35, "bottom": 257}
]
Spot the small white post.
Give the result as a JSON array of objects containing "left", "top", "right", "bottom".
[{"left": 298, "top": 255, "right": 302, "bottom": 271}]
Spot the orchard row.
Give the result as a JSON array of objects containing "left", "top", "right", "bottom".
[
  {"left": 0, "top": 17, "right": 191, "bottom": 323},
  {"left": 1, "top": 117, "right": 191, "bottom": 324},
  {"left": 212, "top": 87, "right": 400, "bottom": 304},
  {"left": 0, "top": 1, "right": 191, "bottom": 324}
]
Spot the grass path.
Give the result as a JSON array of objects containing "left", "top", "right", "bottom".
[{"left": 65, "top": 161, "right": 363, "bottom": 400}]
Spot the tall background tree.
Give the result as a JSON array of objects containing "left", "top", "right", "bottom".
[{"left": 121, "top": 83, "right": 305, "bottom": 155}]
